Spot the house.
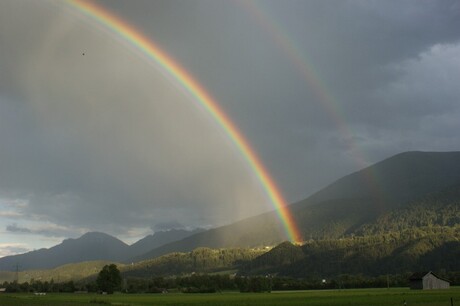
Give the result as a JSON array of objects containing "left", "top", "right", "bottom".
[
  {"left": 409, "top": 271, "right": 450, "bottom": 290},
  {"left": 0, "top": 288, "right": 6, "bottom": 293}
]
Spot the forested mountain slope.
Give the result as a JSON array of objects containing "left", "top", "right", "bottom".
[
  {"left": 135, "top": 151, "right": 460, "bottom": 259},
  {"left": 3, "top": 151, "right": 459, "bottom": 273},
  {"left": 243, "top": 184, "right": 460, "bottom": 277}
]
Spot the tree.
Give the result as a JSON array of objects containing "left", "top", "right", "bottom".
[{"left": 96, "top": 264, "right": 121, "bottom": 294}]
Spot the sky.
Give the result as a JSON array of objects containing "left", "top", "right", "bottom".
[{"left": 1, "top": 0, "right": 460, "bottom": 257}]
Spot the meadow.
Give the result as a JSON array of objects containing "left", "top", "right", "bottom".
[{"left": 0, "top": 288, "right": 459, "bottom": 306}]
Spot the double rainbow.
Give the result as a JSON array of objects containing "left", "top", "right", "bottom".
[{"left": 67, "top": 0, "right": 302, "bottom": 243}]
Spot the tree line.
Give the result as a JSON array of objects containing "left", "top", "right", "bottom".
[{"left": 3, "top": 268, "right": 460, "bottom": 294}]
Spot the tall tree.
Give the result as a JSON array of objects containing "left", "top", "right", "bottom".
[{"left": 96, "top": 264, "right": 121, "bottom": 294}]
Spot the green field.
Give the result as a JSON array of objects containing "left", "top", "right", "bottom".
[{"left": 0, "top": 288, "right": 459, "bottom": 306}]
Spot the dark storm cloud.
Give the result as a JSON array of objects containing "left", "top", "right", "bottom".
[{"left": 1, "top": 0, "right": 460, "bottom": 244}]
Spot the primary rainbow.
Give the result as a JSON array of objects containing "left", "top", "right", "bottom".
[{"left": 66, "top": 0, "right": 302, "bottom": 243}]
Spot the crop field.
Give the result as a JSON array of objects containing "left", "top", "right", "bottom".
[{"left": 0, "top": 288, "right": 459, "bottom": 306}]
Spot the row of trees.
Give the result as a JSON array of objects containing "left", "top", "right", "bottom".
[
  {"left": 7, "top": 272, "right": 457, "bottom": 294},
  {"left": 1, "top": 280, "right": 79, "bottom": 293}
]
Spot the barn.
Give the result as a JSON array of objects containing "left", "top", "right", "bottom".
[{"left": 409, "top": 271, "right": 450, "bottom": 290}]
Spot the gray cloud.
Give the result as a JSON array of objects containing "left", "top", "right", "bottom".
[
  {"left": 6, "top": 224, "right": 31, "bottom": 234},
  {"left": 0, "top": 1, "right": 271, "bottom": 236},
  {"left": 134, "top": 0, "right": 460, "bottom": 199},
  {"left": 1, "top": 0, "right": 460, "bottom": 244},
  {"left": 6, "top": 223, "right": 78, "bottom": 238},
  {"left": 151, "top": 221, "right": 185, "bottom": 232}
]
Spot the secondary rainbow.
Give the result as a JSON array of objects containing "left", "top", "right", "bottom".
[
  {"left": 66, "top": 0, "right": 302, "bottom": 243},
  {"left": 239, "top": 1, "right": 384, "bottom": 198},
  {"left": 238, "top": 1, "right": 362, "bottom": 160}
]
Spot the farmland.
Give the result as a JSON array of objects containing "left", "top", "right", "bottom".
[{"left": 0, "top": 287, "right": 459, "bottom": 306}]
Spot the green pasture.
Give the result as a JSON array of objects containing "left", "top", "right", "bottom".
[{"left": 0, "top": 287, "right": 459, "bottom": 306}]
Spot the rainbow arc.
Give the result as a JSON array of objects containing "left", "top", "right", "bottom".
[{"left": 67, "top": 0, "right": 302, "bottom": 243}]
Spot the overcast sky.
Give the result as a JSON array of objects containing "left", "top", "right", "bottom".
[{"left": 1, "top": 0, "right": 460, "bottom": 256}]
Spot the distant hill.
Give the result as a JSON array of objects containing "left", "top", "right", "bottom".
[
  {"left": 125, "top": 228, "right": 205, "bottom": 261},
  {"left": 0, "top": 232, "right": 129, "bottom": 271},
  {"left": 133, "top": 151, "right": 460, "bottom": 258},
  {"left": 0, "top": 229, "right": 207, "bottom": 272}
]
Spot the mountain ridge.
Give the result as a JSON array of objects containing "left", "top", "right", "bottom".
[
  {"left": 2, "top": 151, "right": 459, "bottom": 271},
  {"left": 0, "top": 232, "right": 129, "bottom": 271},
  {"left": 134, "top": 151, "right": 460, "bottom": 258},
  {"left": 302, "top": 151, "right": 460, "bottom": 207},
  {"left": 0, "top": 229, "right": 203, "bottom": 271}
]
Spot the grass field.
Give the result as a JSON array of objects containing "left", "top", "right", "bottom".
[{"left": 0, "top": 288, "right": 459, "bottom": 306}]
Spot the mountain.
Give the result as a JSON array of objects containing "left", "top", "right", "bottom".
[
  {"left": 242, "top": 184, "right": 460, "bottom": 277},
  {"left": 0, "top": 229, "right": 207, "bottom": 271},
  {"left": 289, "top": 151, "right": 460, "bottom": 238},
  {"left": 10, "top": 186, "right": 458, "bottom": 281},
  {"left": 0, "top": 232, "right": 129, "bottom": 271},
  {"left": 134, "top": 151, "right": 460, "bottom": 259},
  {"left": 297, "top": 151, "right": 460, "bottom": 207},
  {"left": 125, "top": 228, "right": 205, "bottom": 261},
  {"left": 3, "top": 151, "right": 459, "bottom": 272}
]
